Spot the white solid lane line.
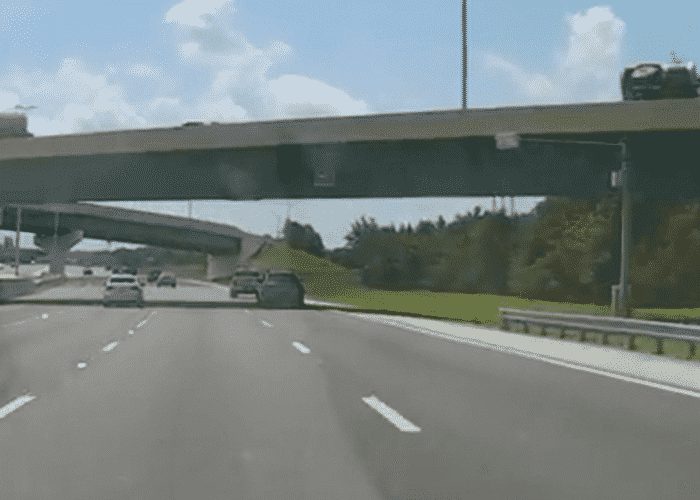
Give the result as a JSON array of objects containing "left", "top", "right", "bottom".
[
  {"left": 0, "top": 394, "right": 36, "bottom": 420},
  {"left": 292, "top": 341, "right": 311, "bottom": 354},
  {"left": 362, "top": 395, "right": 422, "bottom": 433},
  {"left": 351, "top": 314, "right": 700, "bottom": 400},
  {"left": 260, "top": 320, "right": 273, "bottom": 328},
  {"left": 102, "top": 341, "right": 119, "bottom": 353}
]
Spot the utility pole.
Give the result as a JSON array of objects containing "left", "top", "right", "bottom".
[{"left": 461, "top": 0, "right": 468, "bottom": 109}]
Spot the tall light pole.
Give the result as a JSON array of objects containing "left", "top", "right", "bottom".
[
  {"left": 461, "top": 0, "right": 468, "bottom": 109},
  {"left": 14, "top": 207, "right": 22, "bottom": 277},
  {"left": 495, "top": 133, "right": 634, "bottom": 317}
]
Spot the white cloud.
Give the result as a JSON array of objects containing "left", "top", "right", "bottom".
[
  {"left": 1, "top": 58, "right": 148, "bottom": 135},
  {"left": 164, "top": 0, "right": 232, "bottom": 28},
  {"left": 127, "top": 64, "right": 162, "bottom": 79},
  {"left": 0, "top": 0, "right": 369, "bottom": 135},
  {"left": 269, "top": 74, "right": 369, "bottom": 117},
  {"left": 0, "top": 89, "right": 20, "bottom": 111},
  {"left": 485, "top": 6, "right": 626, "bottom": 104},
  {"left": 169, "top": 4, "right": 368, "bottom": 121}
]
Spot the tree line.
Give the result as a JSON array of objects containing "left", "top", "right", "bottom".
[{"left": 284, "top": 197, "right": 700, "bottom": 307}]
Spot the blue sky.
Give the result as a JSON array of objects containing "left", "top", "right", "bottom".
[{"left": 1, "top": 0, "right": 698, "bottom": 249}]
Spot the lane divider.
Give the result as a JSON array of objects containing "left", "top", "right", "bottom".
[
  {"left": 0, "top": 394, "right": 36, "bottom": 420},
  {"left": 362, "top": 394, "right": 421, "bottom": 433},
  {"left": 292, "top": 341, "right": 311, "bottom": 354},
  {"left": 102, "top": 341, "right": 119, "bottom": 353}
]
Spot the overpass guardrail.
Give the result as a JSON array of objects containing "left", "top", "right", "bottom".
[{"left": 499, "top": 307, "right": 700, "bottom": 359}]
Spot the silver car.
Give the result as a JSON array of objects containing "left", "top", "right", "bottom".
[
  {"left": 257, "top": 271, "right": 304, "bottom": 308},
  {"left": 103, "top": 274, "right": 144, "bottom": 307},
  {"left": 230, "top": 269, "right": 262, "bottom": 298}
]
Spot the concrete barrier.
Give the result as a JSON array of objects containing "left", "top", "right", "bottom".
[{"left": 0, "top": 273, "right": 65, "bottom": 302}]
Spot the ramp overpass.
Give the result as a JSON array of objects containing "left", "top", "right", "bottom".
[
  {"left": 0, "top": 99, "right": 699, "bottom": 203},
  {"left": 0, "top": 204, "right": 265, "bottom": 279}
]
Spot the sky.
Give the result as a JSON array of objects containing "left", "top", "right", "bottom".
[{"left": 1, "top": 0, "right": 698, "bottom": 249}]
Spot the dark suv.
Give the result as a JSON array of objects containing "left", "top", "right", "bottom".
[
  {"left": 621, "top": 62, "right": 699, "bottom": 101},
  {"left": 256, "top": 271, "right": 304, "bottom": 309}
]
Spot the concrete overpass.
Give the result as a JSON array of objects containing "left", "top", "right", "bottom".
[
  {"left": 0, "top": 204, "right": 265, "bottom": 279},
  {"left": 0, "top": 99, "right": 698, "bottom": 203}
]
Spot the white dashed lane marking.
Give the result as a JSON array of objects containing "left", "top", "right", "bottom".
[
  {"left": 260, "top": 320, "right": 273, "bottom": 328},
  {"left": 0, "top": 394, "right": 36, "bottom": 420},
  {"left": 292, "top": 341, "right": 311, "bottom": 354},
  {"left": 102, "top": 341, "right": 119, "bottom": 353},
  {"left": 362, "top": 395, "right": 421, "bottom": 433},
  {"left": 77, "top": 362, "right": 88, "bottom": 370}
]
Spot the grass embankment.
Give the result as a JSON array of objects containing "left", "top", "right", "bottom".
[{"left": 253, "top": 244, "right": 700, "bottom": 360}]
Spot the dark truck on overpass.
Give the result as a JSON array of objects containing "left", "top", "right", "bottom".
[{"left": 621, "top": 62, "right": 700, "bottom": 101}]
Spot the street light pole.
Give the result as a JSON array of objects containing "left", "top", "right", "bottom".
[
  {"left": 614, "top": 140, "right": 633, "bottom": 317},
  {"left": 14, "top": 207, "right": 21, "bottom": 277},
  {"left": 461, "top": 0, "right": 468, "bottom": 109},
  {"left": 495, "top": 133, "right": 634, "bottom": 317}
]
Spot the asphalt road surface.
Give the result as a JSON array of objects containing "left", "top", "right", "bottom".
[{"left": 0, "top": 283, "right": 699, "bottom": 499}]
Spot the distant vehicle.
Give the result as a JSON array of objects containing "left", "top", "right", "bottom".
[
  {"left": 115, "top": 267, "right": 138, "bottom": 275},
  {"left": 147, "top": 269, "right": 162, "bottom": 283},
  {"left": 256, "top": 270, "right": 304, "bottom": 308},
  {"left": 156, "top": 273, "right": 177, "bottom": 288},
  {"left": 103, "top": 274, "right": 144, "bottom": 308},
  {"left": 230, "top": 269, "right": 262, "bottom": 298},
  {"left": 621, "top": 62, "right": 699, "bottom": 101},
  {"left": 82, "top": 268, "right": 94, "bottom": 276}
]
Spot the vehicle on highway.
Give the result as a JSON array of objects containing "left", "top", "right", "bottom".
[
  {"left": 103, "top": 273, "right": 144, "bottom": 307},
  {"left": 115, "top": 266, "right": 138, "bottom": 275},
  {"left": 146, "top": 269, "right": 162, "bottom": 283},
  {"left": 229, "top": 268, "right": 262, "bottom": 298},
  {"left": 82, "top": 268, "right": 93, "bottom": 276},
  {"left": 256, "top": 270, "right": 304, "bottom": 308},
  {"left": 621, "top": 62, "right": 700, "bottom": 100},
  {"left": 156, "top": 273, "right": 177, "bottom": 288}
]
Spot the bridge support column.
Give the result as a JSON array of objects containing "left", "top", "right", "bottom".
[
  {"left": 34, "top": 230, "right": 84, "bottom": 275},
  {"left": 207, "top": 254, "right": 240, "bottom": 281}
]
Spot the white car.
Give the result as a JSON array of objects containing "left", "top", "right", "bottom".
[{"left": 103, "top": 274, "right": 144, "bottom": 307}]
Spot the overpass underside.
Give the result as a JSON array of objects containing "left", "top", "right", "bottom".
[
  {"left": 0, "top": 206, "right": 250, "bottom": 279},
  {"left": 0, "top": 132, "right": 698, "bottom": 203}
]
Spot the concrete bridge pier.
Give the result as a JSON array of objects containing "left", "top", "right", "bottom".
[
  {"left": 207, "top": 254, "right": 240, "bottom": 281},
  {"left": 206, "top": 237, "right": 267, "bottom": 281},
  {"left": 34, "top": 230, "right": 84, "bottom": 275}
]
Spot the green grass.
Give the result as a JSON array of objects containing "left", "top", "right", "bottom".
[{"left": 252, "top": 244, "right": 699, "bottom": 360}]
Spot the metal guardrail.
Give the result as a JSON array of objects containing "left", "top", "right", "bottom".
[{"left": 499, "top": 308, "right": 700, "bottom": 358}]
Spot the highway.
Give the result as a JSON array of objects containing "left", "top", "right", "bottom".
[{"left": 1, "top": 282, "right": 699, "bottom": 499}]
